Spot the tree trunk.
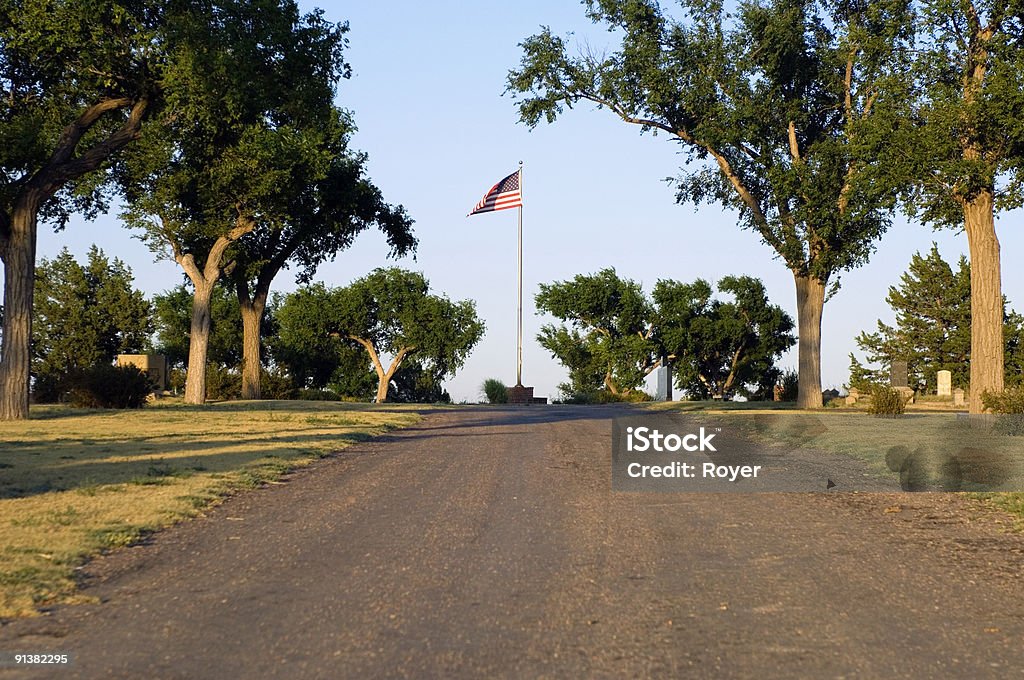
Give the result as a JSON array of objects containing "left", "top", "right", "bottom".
[
  {"left": 239, "top": 292, "right": 267, "bottom": 400},
  {"left": 0, "top": 204, "right": 39, "bottom": 420},
  {"left": 374, "top": 372, "right": 390, "bottom": 403},
  {"left": 794, "top": 273, "right": 825, "bottom": 409},
  {"left": 963, "top": 189, "right": 1003, "bottom": 413},
  {"left": 184, "top": 281, "right": 215, "bottom": 405}
]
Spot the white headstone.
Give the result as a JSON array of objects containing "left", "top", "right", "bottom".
[
  {"left": 953, "top": 388, "right": 966, "bottom": 407},
  {"left": 937, "top": 370, "right": 952, "bottom": 397}
]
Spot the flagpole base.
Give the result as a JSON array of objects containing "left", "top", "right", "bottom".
[{"left": 507, "top": 384, "right": 538, "bottom": 404}]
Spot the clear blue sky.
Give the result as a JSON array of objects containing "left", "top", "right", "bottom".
[{"left": 36, "top": 1, "right": 1024, "bottom": 402}]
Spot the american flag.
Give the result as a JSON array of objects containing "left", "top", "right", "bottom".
[{"left": 468, "top": 169, "right": 522, "bottom": 215}]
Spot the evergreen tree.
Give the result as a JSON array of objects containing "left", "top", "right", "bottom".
[
  {"left": 33, "top": 247, "right": 152, "bottom": 384},
  {"left": 849, "top": 244, "right": 1024, "bottom": 392}
]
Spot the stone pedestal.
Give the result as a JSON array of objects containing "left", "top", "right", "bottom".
[
  {"left": 895, "top": 386, "right": 915, "bottom": 404},
  {"left": 507, "top": 385, "right": 535, "bottom": 404},
  {"left": 937, "top": 370, "right": 952, "bottom": 397}
]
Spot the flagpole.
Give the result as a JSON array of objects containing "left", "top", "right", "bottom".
[{"left": 517, "top": 160, "right": 523, "bottom": 387}]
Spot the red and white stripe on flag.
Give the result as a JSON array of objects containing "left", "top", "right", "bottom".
[{"left": 468, "top": 169, "right": 522, "bottom": 215}]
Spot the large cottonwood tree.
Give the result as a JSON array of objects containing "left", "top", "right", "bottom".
[
  {"left": 901, "top": 1, "right": 1024, "bottom": 412},
  {"left": 535, "top": 268, "right": 661, "bottom": 398},
  {"left": 655, "top": 276, "right": 795, "bottom": 400},
  {"left": 228, "top": 111, "right": 415, "bottom": 400},
  {"left": 284, "top": 270, "right": 484, "bottom": 403},
  {"left": 121, "top": 1, "right": 350, "bottom": 405},
  {"left": 0, "top": 1, "right": 170, "bottom": 419},
  {"left": 508, "top": 0, "right": 913, "bottom": 408}
]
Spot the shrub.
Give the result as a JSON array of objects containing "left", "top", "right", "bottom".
[
  {"left": 482, "top": 378, "right": 508, "bottom": 404},
  {"left": 867, "top": 385, "right": 907, "bottom": 417},
  {"left": 205, "top": 363, "right": 241, "bottom": 401},
  {"left": 982, "top": 387, "right": 1024, "bottom": 435},
  {"left": 982, "top": 386, "right": 1024, "bottom": 414},
  {"left": 65, "top": 364, "right": 151, "bottom": 409},
  {"left": 31, "top": 372, "right": 64, "bottom": 404},
  {"left": 260, "top": 369, "right": 296, "bottom": 400},
  {"left": 167, "top": 368, "right": 186, "bottom": 395},
  {"left": 778, "top": 369, "right": 799, "bottom": 402}
]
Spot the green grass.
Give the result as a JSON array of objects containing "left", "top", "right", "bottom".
[
  {"left": 649, "top": 401, "right": 1024, "bottom": 524},
  {"left": 0, "top": 399, "right": 420, "bottom": 619}
]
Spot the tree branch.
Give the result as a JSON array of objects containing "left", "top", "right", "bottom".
[
  {"left": 34, "top": 98, "right": 149, "bottom": 196},
  {"left": 788, "top": 121, "right": 801, "bottom": 162}
]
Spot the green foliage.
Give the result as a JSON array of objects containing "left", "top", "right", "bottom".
[
  {"left": 850, "top": 245, "right": 1024, "bottom": 391},
  {"left": 270, "top": 285, "right": 377, "bottom": 396},
  {"left": 655, "top": 275, "right": 795, "bottom": 400},
  {"left": 898, "top": 2, "right": 1024, "bottom": 226},
  {"left": 151, "top": 284, "right": 251, "bottom": 370},
  {"left": 536, "top": 269, "right": 658, "bottom": 398},
  {"left": 482, "top": 378, "right": 509, "bottom": 404},
  {"left": 295, "top": 389, "right": 341, "bottom": 402},
  {"left": 259, "top": 368, "right": 296, "bottom": 401},
  {"left": 867, "top": 386, "right": 907, "bottom": 417},
  {"left": 508, "top": 0, "right": 911, "bottom": 284},
  {"left": 33, "top": 247, "right": 151, "bottom": 383},
  {"left": 114, "top": 1, "right": 367, "bottom": 403},
  {"left": 388, "top": 360, "right": 452, "bottom": 404},
  {"left": 536, "top": 269, "right": 792, "bottom": 401},
  {"left": 982, "top": 387, "right": 1024, "bottom": 415},
  {"left": 0, "top": 0, "right": 168, "bottom": 227},
  {"left": 64, "top": 365, "right": 151, "bottom": 410},
  {"left": 276, "top": 270, "right": 484, "bottom": 402},
  {"left": 778, "top": 369, "right": 800, "bottom": 402},
  {"left": 204, "top": 364, "right": 241, "bottom": 402}
]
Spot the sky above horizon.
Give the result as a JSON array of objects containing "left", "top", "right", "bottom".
[{"left": 31, "top": 1, "right": 1024, "bottom": 402}]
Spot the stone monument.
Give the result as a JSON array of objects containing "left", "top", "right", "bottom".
[
  {"left": 890, "top": 360, "right": 914, "bottom": 403},
  {"left": 655, "top": 365, "right": 673, "bottom": 402},
  {"left": 116, "top": 354, "right": 168, "bottom": 392},
  {"left": 937, "top": 370, "right": 952, "bottom": 397},
  {"left": 953, "top": 388, "right": 966, "bottom": 408},
  {"left": 890, "top": 361, "right": 908, "bottom": 388}
]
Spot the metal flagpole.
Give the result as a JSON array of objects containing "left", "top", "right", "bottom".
[{"left": 517, "top": 160, "right": 523, "bottom": 387}]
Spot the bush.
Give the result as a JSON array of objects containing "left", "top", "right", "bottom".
[
  {"left": 982, "top": 387, "right": 1024, "bottom": 435},
  {"left": 31, "top": 372, "right": 64, "bottom": 404},
  {"left": 482, "top": 378, "right": 508, "bottom": 404},
  {"left": 260, "top": 368, "right": 296, "bottom": 400},
  {"left": 982, "top": 386, "right": 1024, "bottom": 414},
  {"left": 65, "top": 364, "right": 151, "bottom": 409},
  {"left": 778, "top": 369, "right": 799, "bottom": 401},
  {"left": 867, "top": 385, "right": 907, "bottom": 417},
  {"left": 205, "top": 363, "right": 241, "bottom": 401}
]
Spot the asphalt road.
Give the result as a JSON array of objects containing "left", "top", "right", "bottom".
[{"left": 3, "top": 405, "right": 1024, "bottom": 679}]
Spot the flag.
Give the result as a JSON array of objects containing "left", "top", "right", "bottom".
[{"left": 468, "top": 169, "right": 522, "bottom": 215}]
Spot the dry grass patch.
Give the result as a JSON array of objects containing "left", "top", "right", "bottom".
[{"left": 0, "top": 400, "right": 419, "bottom": 619}]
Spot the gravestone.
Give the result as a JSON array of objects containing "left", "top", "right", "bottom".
[
  {"left": 937, "top": 370, "right": 952, "bottom": 397},
  {"left": 953, "top": 388, "right": 966, "bottom": 407},
  {"left": 845, "top": 387, "right": 860, "bottom": 406},
  {"left": 890, "top": 361, "right": 908, "bottom": 388}
]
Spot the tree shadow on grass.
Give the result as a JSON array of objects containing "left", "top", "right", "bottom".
[{"left": 0, "top": 431, "right": 376, "bottom": 500}]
